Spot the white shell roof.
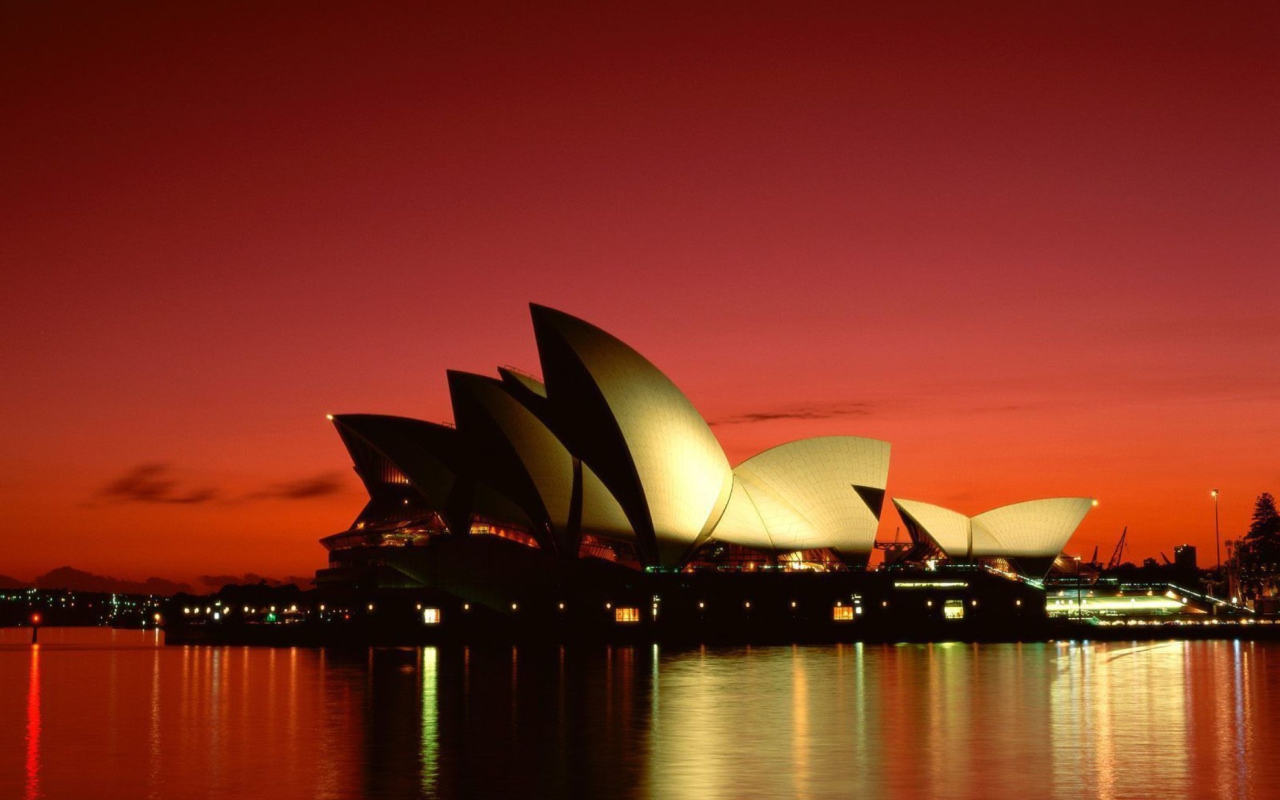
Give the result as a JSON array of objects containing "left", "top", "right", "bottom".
[
  {"left": 579, "top": 461, "right": 634, "bottom": 541},
  {"left": 453, "top": 371, "right": 633, "bottom": 545},
  {"left": 892, "top": 498, "right": 976, "bottom": 554},
  {"left": 717, "top": 436, "right": 890, "bottom": 554},
  {"left": 711, "top": 475, "right": 778, "bottom": 551},
  {"left": 497, "top": 367, "right": 547, "bottom": 398},
  {"left": 537, "top": 307, "right": 733, "bottom": 567},
  {"left": 460, "top": 375, "right": 576, "bottom": 526},
  {"left": 971, "top": 498, "right": 1093, "bottom": 558},
  {"left": 893, "top": 496, "right": 1092, "bottom": 559}
]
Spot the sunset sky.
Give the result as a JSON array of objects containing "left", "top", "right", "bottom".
[{"left": 2, "top": 1, "right": 1277, "bottom": 586}]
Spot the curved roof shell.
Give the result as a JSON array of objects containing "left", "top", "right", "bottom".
[
  {"left": 578, "top": 465, "right": 634, "bottom": 543},
  {"left": 711, "top": 476, "right": 777, "bottom": 551},
  {"left": 530, "top": 304, "right": 733, "bottom": 567},
  {"left": 448, "top": 370, "right": 631, "bottom": 554},
  {"left": 891, "top": 496, "right": 1093, "bottom": 575},
  {"left": 330, "top": 413, "right": 533, "bottom": 538},
  {"left": 972, "top": 498, "right": 1093, "bottom": 559},
  {"left": 717, "top": 436, "right": 890, "bottom": 556},
  {"left": 497, "top": 367, "right": 547, "bottom": 399},
  {"left": 892, "top": 498, "right": 977, "bottom": 556},
  {"left": 448, "top": 372, "right": 573, "bottom": 549},
  {"left": 331, "top": 414, "right": 463, "bottom": 513}
]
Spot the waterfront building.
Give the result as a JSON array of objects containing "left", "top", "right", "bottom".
[{"left": 317, "top": 304, "right": 1094, "bottom": 618}]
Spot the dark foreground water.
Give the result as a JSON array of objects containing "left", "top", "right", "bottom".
[{"left": 3, "top": 629, "right": 1279, "bottom": 799}]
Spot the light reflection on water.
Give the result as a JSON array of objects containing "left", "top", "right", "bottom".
[{"left": 3, "top": 628, "right": 1280, "bottom": 799}]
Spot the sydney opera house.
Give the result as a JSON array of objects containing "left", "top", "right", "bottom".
[{"left": 315, "top": 304, "right": 1093, "bottom": 636}]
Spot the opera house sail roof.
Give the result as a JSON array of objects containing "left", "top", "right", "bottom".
[
  {"left": 323, "top": 303, "right": 1093, "bottom": 576},
  {"left": 714, "top": 437, "right": 889, "bottom": 566},
  {"left": 528, "top": 305, "right": 734, "bottom": 568},
  {"left": 892, "top": 497, "right": 1095, "bottom": 578}
]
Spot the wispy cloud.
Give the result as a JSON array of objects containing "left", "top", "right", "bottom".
[
  {"left": 961, "top": 403, "right": 1039, "bottom": 414},
  {"left": 712, "top": 402, "right": 875, "bottom": 426},
  {"left": 247, "top": 472, "right": 346, "bottom": 501},
  {"left": 96, "top": 463, "right": 218, "bottom": 505},
  {"left": 91, "top": 464, "right": 349, "bottom": 507}
]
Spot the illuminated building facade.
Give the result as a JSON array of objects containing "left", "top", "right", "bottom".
[
  {"left": 321, "top": 304, "right": 892, "bottom": 585},
  {"left": 318, "top": 304, "right": 1093, "bottom": 603}
]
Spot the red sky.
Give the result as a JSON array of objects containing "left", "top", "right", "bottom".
[{"left": 2, "top": 1, "right": 1277, "bottom": 585}]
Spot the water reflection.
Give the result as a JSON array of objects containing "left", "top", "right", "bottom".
[
  {"left": 4, "top": 629, "right": 1280, "bottom": 799},
  {"left": 148, "top": 647, "right": 160, "bottom": 800},
  {"left": 24, "top": 643, "right": 39, "bottom": 800}
]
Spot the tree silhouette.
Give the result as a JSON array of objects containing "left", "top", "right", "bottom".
[
  {"left": 1235, "top": 493, "right": 1280, "bottom": 604},
  {"left": 1247, "top": 492, "right": 1280, "bottom": 540}
]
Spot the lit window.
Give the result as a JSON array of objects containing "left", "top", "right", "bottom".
[
  {"left": 833, "top": 606, "right": 855, "bottom": 622},
  {"left": 944, "top": 599, "right": 965, "bottom": 620},
  {"left": 422, "top": 608, "right": 441, "bottom": 625},
  {"left": 615, "top": 607, "right": 640, "bottom": 623}
]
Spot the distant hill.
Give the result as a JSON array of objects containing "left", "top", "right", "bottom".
[
  {"left": 0, "top": 574, "right": 28, "bottom": 590},
  {"left": 34, "top": 567, "right": 193, "bottom": 596},
  {"left": 198, "top": 573, "right": 315, "bottom": 592}
]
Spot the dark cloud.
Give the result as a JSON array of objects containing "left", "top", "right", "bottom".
[
  {"left": 712, "top": 403, "right": 875, "bottom": 426},
  {"left": 92, "top": 465, "right": 348, "bottom": 507},
  {"left": 97, "top": 463, "right": 218, "bottom": 505},
  {"left": 964, "top": 404, "right": 1038, "bottom": 414},
  {"left": 248, "top": 472, "right": 346, "bottom": 501}
]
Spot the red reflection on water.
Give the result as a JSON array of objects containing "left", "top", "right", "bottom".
[{"left": 24, "top": 644, "right": 40, "bottom": 800}]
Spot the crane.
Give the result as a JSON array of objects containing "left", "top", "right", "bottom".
[{"left": 1106, "top": 526, "right": 1128, "bottom": 571}]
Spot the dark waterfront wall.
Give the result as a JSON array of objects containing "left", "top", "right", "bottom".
[
  {"left": 162, "top": 541, "right": 1266, "bottom": 647},
  {"left": 170, "top": 553, "right": 1047, "bottom": 646}
]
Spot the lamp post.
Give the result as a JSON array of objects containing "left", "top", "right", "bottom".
[
  {"left": 30, "top": 612, "right": 41, "bottom": 645},
  {"left": 1213, "top": 489, "right": 1221, "bottom": 570}
]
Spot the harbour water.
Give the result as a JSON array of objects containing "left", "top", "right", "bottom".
[{"left": 2, "top": 628, "right": 1277, "bottom": 799}]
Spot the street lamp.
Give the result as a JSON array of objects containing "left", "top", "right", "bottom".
[{"left": 1212, "top": 489, "right": 1221, "bottom": 571}]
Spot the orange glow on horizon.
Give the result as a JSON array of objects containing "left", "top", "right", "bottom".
[{"left": 2, "top": 2, "right": 1277, "bottom": 585}]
